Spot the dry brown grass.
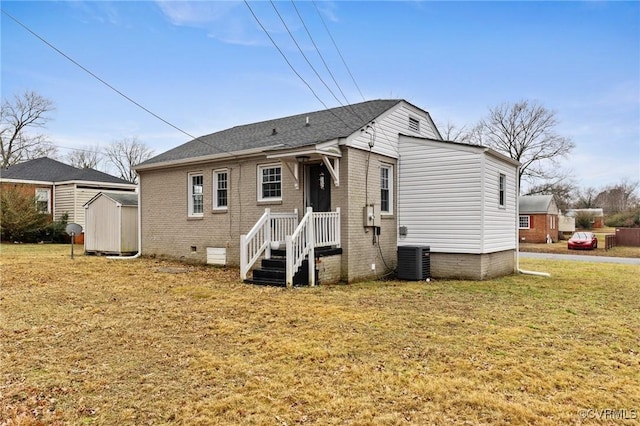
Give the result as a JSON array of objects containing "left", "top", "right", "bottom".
[{"left": 1, "top": 244, "right": 639, "bottom": 425}]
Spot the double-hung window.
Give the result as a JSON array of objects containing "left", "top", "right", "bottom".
[
  {"left": 188, "top": 172, "right": 204, "bottom": 217},
  {"left": 499, "top": 173, "right": 506, "bottom": 208},
  {"left": 258, "top": 164, "right": 282, "bottom": 202},
  {"left": 519, "top": 215, "right": 530, "bottom": 229},
  {"left": 380, "top": 164, "right": 393, "bottom": 214},
  {"left": 35, "top": 188, "right": 51, "bottom": 213},
  {"left": 213, "top": 169, "right": 228, "bottom": 210}
]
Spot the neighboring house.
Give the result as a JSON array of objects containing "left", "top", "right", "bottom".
[
  {"left": 0, "top": 157, "right": 137, "bottom": 241},
  {"left": 518, "top": 195, "right": 560, "bottom": 243},
  {"left": 135, "top": 99, "right": 520, "bottom": 283},
  {"left": 565, "top": 208, "right": 605, "bottom": 229}
]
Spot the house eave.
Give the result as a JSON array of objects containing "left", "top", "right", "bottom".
[{"left": 134, "top": 146, "right": 276, "bottom": 172}]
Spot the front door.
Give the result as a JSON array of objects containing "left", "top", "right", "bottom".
[{"left": 307, "top": 163, "right": 331, "bottom": 212}]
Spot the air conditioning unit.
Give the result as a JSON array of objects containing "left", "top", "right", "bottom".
[{"left": 397, "top": 246, "right": 430, "bottom": 280}]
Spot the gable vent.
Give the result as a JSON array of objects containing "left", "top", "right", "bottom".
[{"left": 408, "top": 117, "right": 420, "bottom": 133}]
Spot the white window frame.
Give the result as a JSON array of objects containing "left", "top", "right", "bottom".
[
  {"left": 213, "top": 169, "right": 229, "bottom": 211},
  {"left": 519, "top": 215, "right": 530, "bottom": 229},
  {"left": 380, "top": 163, "right": 393, "bottom": 215},
  {"left": 188, "top": 172, "right": 204, "bottom": 217},
  {"left": 499, "top": 173, "right": 506, "bottom": 208},
  {"left": 35, "top": 188, "right": 51, "bottom": 213},
  {"left": 257, "top": 163, "right": 282, "bottom": 202}
]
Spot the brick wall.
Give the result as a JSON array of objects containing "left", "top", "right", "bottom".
[
  {"left": 316, "top": 254, "right": 342, "bottom": 284},
  {"left": 519, "top": 213, "right": 559, "bottom": 243},
  {"left": 139, "top": 157, "right": 303, "bottom": 265},
  {"left": 430, "top": 250, "right": 515, "bottom": 280},
  {"left": 337, "top": 148, "right": 398, "bottom": 282}
]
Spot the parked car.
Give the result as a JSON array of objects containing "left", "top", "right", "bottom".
[{"left": 567, "top": 232, "right": 598, "bottom": 250}]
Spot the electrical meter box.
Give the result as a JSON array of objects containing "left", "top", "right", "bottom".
[{"left": 363, "top": 204, "right": 381, "bottom": 227}]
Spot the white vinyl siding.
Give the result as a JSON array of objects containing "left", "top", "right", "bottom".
[
  {"left": 345, "top": 102, "right": 441, "bottom": 159},
  {"left": 188, "top": 172, "right": 204, "bottom": 217},
  {"left": 258, "top": 163, "right": 282, "bottom": 202},
  {"left": 482, "top": 155, "right": 517, "bottom": 252},
  {"left": 213, "top": 169, "right": 228, "bottom": 210},
  {"left": 54, "top": 184, "right": 75, "bottom": 222},
  {"left": 398, "top": 136, "right": 517, "bottom": 254},
  {"left": 398, "top": 138, "right": 483, "bottom": 253}
]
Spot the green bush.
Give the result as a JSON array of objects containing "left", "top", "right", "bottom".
[
  {"left": 605, "top": 208, "right": 640, "bottom": 228},
  {"left": 575, "top": 211, "right": 595, "bottom": 230}
]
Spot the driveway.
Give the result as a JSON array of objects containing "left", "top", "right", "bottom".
[{"left": 519, "top": 251, "right": 640, "bottom": 265}]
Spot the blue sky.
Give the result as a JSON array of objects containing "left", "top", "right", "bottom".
[{"left": 2, "top": 1, "right": 639, "bottom": 191}]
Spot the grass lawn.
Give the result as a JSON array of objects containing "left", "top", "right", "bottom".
[{"left": 1, "top": 244, "right": 639, "bottom": 425}]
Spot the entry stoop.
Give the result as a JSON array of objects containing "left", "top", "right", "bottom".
[{"left": 245, "top": 249, "right": 315, "bottom": 287}]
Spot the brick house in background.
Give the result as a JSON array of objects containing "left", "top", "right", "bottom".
[
  {"left": 518, "top": 194, "right": 559, "bottom": 243},
  {"left": 0, "top": 157, "right": 136, "bottom": 242}
]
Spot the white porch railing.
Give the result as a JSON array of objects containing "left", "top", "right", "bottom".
[
  {"left": 286, "top": 208, "right": 315, "bottom": 287},
  {"left": 241, "top": 207, "right": 341, "bottom": 287},
  {"left": 240, "top": 208, "right": 298, "bottom": 280}
]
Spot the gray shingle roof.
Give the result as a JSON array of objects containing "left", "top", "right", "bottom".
[
  {"left": 102, "top": 192, "right": 139, "bottom": 206},
  {"left": 519, "top": 195, "right": 554, "bottom": 213},
  {"left": 139, "top": 99, "right": 404, "bottom": 166},
  {"left": 1, "top": 157, "right": 132, "bottom": 185}
]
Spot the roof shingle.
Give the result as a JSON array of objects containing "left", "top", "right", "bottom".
[{"left": 1, "top": 157, "right": 132, "bottom": 185}]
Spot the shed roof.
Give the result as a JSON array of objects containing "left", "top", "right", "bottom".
[
  {"left": 86, "top": 192, "right": 139, "bottom": 207},
  {"left": 519, "top": 195, "right": 555, "bottom": 214},
  {"left": 137, "top": 99, "right": 411, "bottom": 167},
  {"left": 1, "top": 157, "right": 132, "bottom": 185}
]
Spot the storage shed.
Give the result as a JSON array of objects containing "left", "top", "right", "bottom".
[{"left": 84, "top": 192, "right": 139, "bottom": 255}]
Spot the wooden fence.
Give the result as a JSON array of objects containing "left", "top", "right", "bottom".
[{"left": 615, "top": 228, "right": 640, "bottom": 247}]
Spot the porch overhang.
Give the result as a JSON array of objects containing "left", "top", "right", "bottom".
[{"left": 266, "top": 140, "right": 342, "bottom": 188}]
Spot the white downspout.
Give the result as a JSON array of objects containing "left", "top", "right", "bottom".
[
  {"left": 515, "top": 167, "right": 550, "bottom": 277},
  {"left": 107, "top": 183, "right": 141, "bottom": 260}
]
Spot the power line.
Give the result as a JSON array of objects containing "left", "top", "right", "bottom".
[
  {"left": 312, "top": 0, "right": 365, "bottom": 102},
  {"left": 1, "top": 8, "right": 235, "bottom": 159},
  {"left": 270, "top": 0, "right": 345, "bottom": 108},
  {"left": 243, "top": 0, "right": 352, "bottom": 130},
  {"left": 289, "top": 0, "right": 367, "bottom": 124}
]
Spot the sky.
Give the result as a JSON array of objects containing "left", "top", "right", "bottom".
[{"left": 2, "top": 0, "right": 639, "bottom": 191}]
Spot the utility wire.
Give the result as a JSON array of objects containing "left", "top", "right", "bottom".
[
  {"left": 244, "top": 0, "right": 352, "bottom": 130},
  {"left": 289, "top": 0, "right": 367, "bottom": 124},
  {"left": 270, "top": 1, "right": 345, "bottom": 108},
  {"left": 312, "top": 0, "right": 365, "bottom": 102},
  {"left": 1, "top": 9, "right": 235, "bottom": 158},
  {"left": 290, "top": 0, "right": 350, "bottom": 106}
]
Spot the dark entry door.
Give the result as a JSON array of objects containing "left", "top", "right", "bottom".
[{"left": 307, "top": 163, "right": 331, "bottom": 212}]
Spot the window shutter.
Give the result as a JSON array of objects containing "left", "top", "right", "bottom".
[{"left": 529, "top": 216, "right": 534, "bottom": 228}]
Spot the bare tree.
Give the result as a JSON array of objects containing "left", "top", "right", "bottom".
[
  {"left": 66, "top": 145, "right": 102, "bottom": 170},
  {"left": 469, "top": 100, "right": 574, "bottom": 190},
  {"left": 104, "top": 137, "right": 154, "bottom": 184},
  {"left": 574, "top": 187, "right": 599, "bottom": 209},
  {"left": 0, "top": 90, "right": 56, "bottom": 167},
  {"left": 594, "top": 179, "right": 639, "bottom": 214},
  {"left": 438, "top": 121, "right": 472, "bottom": 143}
]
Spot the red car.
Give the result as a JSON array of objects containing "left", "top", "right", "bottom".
[{"left": 567, "top": 232, "right": 598, "bottom": 250}]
